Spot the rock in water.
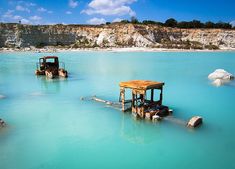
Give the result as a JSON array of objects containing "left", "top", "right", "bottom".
[
  {"left": 208, "top": 69, "right": 234, "bottom": 80},
  {"left": 208, "top": 69, "right": 234, "bottom": 86},
  {"left": 212, "top": 79, "right": 223, "bottom": 87},
  {"left": 187, "top": 116, "right": 203, "bottom": 128}
]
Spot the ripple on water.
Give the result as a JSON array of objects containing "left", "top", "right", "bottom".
[{"left": 29, "top": 92, "right": 45, "bottom": 97}]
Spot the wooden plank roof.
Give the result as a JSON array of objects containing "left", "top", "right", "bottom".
[{"left": 119, "top": 80, "right": 164, "bottom": 90}]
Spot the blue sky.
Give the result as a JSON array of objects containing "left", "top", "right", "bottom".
[{"left": 0, "top": 0, "right": 235, "bottom": 25}]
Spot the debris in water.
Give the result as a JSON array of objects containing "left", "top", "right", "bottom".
[
  {"left": 0, "top": 118, "right": 6, "bottom": 128},
  {"left": 187, "top": 116, "right": 203, "bottom": 128}
]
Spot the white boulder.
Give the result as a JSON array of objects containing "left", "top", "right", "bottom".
[
  {"left": 187, "top": 116, "right": 203, "bottom": 128},
  {"left": 208, "top": 69, "right": 234, "bottom": 80},
  {"left": 212, "top": 79, "right": 223, "bottom": 87},
  {"left": 208, "top": 69, "right": 234, "bottom": 87}
]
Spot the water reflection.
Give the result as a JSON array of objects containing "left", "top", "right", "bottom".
[
  {"left": 0, "top": 95, "right": 6, "bottom": 99},
  {"left": 120, "top": 113, "right": 161, "bottom": 144},
  {"left": 36, "top": 76, "right": 68, "bottom": 93}
]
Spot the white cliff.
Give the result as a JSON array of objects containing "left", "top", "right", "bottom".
[{"left": 0, "top": 23, "right": 235, "bottom": 49}]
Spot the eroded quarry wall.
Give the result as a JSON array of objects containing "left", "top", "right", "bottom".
[{"left": 0, "top": 23, "right": 235, "bottom": 49}]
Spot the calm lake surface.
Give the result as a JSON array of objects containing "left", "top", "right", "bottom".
[{"left": 0, "top": 51, "right": 235, "bottom": 169}]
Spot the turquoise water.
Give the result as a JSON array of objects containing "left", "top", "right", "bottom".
[{"left": 0, "top": 51, "right": 235, "bottom": 169}]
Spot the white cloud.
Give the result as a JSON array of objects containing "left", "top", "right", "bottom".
[
  {"left": 82, "top": 0, "right": 136, "bottom": 16},
  {"left": 3, "top": 10, "right": 14, "bottom": 18},
  {"left": 45, "top": 22, "right": 56, "bottom": 25},
  {"left": 66, "top": 11, "right": 72, "bottom": 15},
  {"left": 1, "top": 10, "right": 31, "bottom": 24},
  {"left": 13, "top": 15, "right": 23, "bottom": 20},
  {"left": 87, "top": 17, "right": 106, "bottom": 25},
  {"left": 7, "top": 9, "right": 15, "bottom": 13},
  {"left": 112, "top": 18, "right": 123, "bottom": 22},
  {"left": 37, "top": 7, "right": 47, "bottom": 12},
  {"left": 69, "top": 0, "right": 78, "bottom": 8},
  {"left": 18, "top": 1, "right": 36, "bottom": 7},
  {"left": 21, "top": 18, "right": 31, "bottom": 24},
  {"left": 28, "top": 3, "right": 36, "bottom": 7},
  {"left": 37, "top": 7, "right": 53, "bottom": 14},
  {"left": 14, "top": 0, "right": 37, "bottom": 8},
  {"left": 29, "top": 15, "right": 42, "bottom": 21},
  {"left": 2, "top": 10, "right": 22, "bottom": 21},
  {"left": 16, "top": 5, "right": 30, "bottom": 13}
]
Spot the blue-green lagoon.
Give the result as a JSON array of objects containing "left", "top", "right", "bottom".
[{"left": 0, "top": 51, "right": 235, "bottom": 169}]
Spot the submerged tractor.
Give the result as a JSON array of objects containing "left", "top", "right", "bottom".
[{"left": 35, "top": 56, "right": 68, "bottom": 78}]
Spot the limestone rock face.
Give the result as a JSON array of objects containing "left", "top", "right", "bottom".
[
  {"left": 96, "top": 30, "right": 116, "bottom": 47},
  {"left": 0, "top": 23, "right": 235, "bottom": 49}
]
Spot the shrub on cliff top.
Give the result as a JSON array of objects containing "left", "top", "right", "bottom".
[
  {"left": 165, "top": 18, "right": 178, "bottom": 28},
  {"left": 130, "top": 16, "right": 140, "bottom": 24},
  {"left": 120, "top": 20, "right": 130, "bottom": 24}
]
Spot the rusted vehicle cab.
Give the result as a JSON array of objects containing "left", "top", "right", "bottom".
[
  {"left": 35, "top": 56, "right": 68, "bottom": 78},
  {"left": 119, "top": 80, "right": 169, "bottom": 119}
]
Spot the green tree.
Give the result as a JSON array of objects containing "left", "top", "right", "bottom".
[
  {"left": 215, "top": 22, "right": 232, "bottom": 29},
  {"left": 190, "top": 20, "right": 204, "bottom": 28},
  {"left": 130, "top": 16, "right": 139, "bottom": 24},
  {"left": 205, "top": 21, "right": 215, "bottom": 28},
  {"left": 142, "top": 20, "right": 164, "bottom": 26},
  {"left": 120, "top": 20, "right": 130, "bottom": 23},
  {"left": 142, "top": 20, "right": 156, "bottom": 24},
  {"left": 165, "top": 18, "right": 177, "bottom": 27},
  {"left": 177, "top": 21, "right": 189, "bottom": 28}
]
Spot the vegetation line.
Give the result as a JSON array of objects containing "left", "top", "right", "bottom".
[{"left": 113, "top": 17, "right": 234, "bottom": 29}]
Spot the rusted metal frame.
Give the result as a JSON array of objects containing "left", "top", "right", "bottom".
[
  {"left": 124, "top": 100, "right": 132, "bottom": 104},
  {"left": 120, "top": 87, "right": 125, "bottom": 112},
  {"left": 132, "top": 91, "right": 135, "bottom": 108},
  {"left": 151, "top": 89, "right": 154, "bottom": 102},
  {"left": 120, "top": 87, "right": 133, "bottom": 112},
  {"left": 160, "top": 87, "right": 163, "bottom": 105},
  {"left": 140, "top": 92, "right": 146, "bottom": 118},
  {"left": 132, "top": 89, "right": 146, "bottom": 118}
]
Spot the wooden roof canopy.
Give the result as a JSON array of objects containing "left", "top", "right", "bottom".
[{"left": 119, "top": 80, "right": 164, "bottom": 90}]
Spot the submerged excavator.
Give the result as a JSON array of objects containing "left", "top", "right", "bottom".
[{"left": 35, "top": 56, "right": 68, "bottom": 78}]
